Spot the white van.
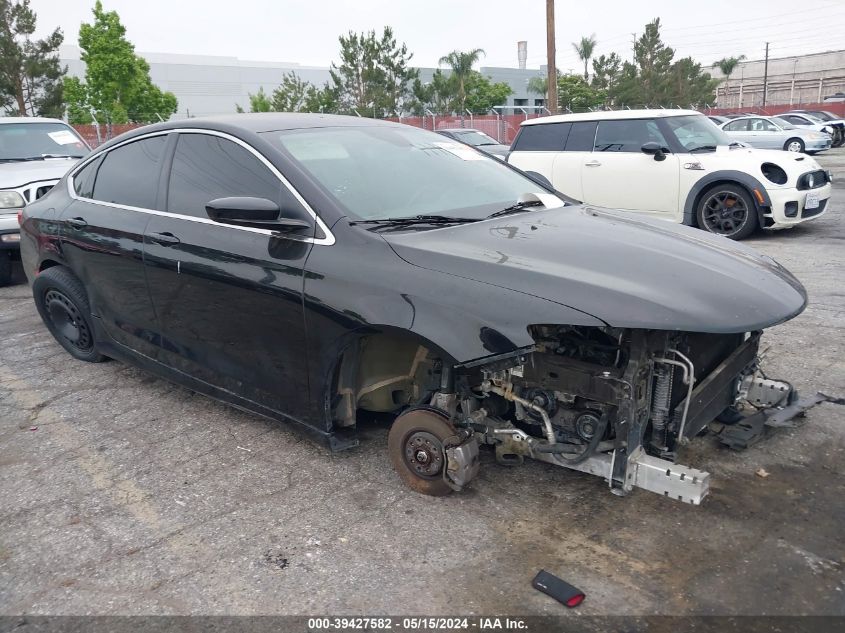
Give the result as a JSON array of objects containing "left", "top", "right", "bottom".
[{"left": 507, "top": 109, "right": 832, "bottom": 239}]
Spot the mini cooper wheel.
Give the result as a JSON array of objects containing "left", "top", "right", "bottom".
[
  {"left": 33, "top": 267, "right": 106, "bottom": 362},
  {"left": 696, "top": 184, "right": 758, "bottom": 240},
  {"left": 784, "top": 138, "right": 805, "bottom": 153},
  {"left": 388, "top": 408, "right": 455, "bottom": 496},
  {"left": 0, "top": 250, "right": 11, "bottom": 287}
]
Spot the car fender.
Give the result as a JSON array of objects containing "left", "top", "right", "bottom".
[{"left": 683, "top": 170, "right": 772, "bottom": 226}]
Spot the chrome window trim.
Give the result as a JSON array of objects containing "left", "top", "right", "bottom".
[{"left": 66, "top": 128, "right": 335, "bottom": 246}]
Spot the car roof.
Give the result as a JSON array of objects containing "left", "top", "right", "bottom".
[
  {"left": 520, "top": 109, "right": 701, "bottom": 126},
  {"left": 159, "top": 113, "right": 396, "bottom": 134},
  {"left": 0, "top": 116, "right": 69, "bottom": 125}
]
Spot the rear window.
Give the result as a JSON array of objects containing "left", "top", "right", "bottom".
[
  {"left": 564, "top": 121, "right": 597, "bottom": 152},
  {"left": 512, "top": 123, "right": 571, "bottom": 151}
]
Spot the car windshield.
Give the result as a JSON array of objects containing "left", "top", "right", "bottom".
[
  {"left": 0, "top": 122, "right": 89, "bottom": 161},
  {"left": 772, "top": 117, "right": 797, "bottom": 129},
  {"left": 450, "top": 130, "right": 500, "bottom": 146},
  {"left": 663, "top": 114, "right": 734, "bottom": 151},
  {"left": 263, "top": 125, "right": 558, "bottom": 221}
]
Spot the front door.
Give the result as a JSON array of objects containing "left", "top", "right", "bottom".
[
  {"left": 142, "top": 131, "right": 315, "bottom": 421},
  {"left": 580, "top": 119, "right": 680, "bottom": 215},
  {"left": 59, "top": 134, "right": 168, "bottom": 357}
]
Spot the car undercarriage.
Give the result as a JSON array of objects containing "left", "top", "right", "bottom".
[{"left": 376, "top": 325, "right": 829, "bottom": 505}]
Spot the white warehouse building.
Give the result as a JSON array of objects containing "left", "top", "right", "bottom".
[{"left": 59, "top": 45, "right": 548, "bottom": 119}]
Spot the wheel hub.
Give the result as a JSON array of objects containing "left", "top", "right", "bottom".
[
  {"left": 403, "top": 430, "right": 444, "bottom": 479},
  {"left": 44, "top": 290, "right": 91, "bottom": 350},
  {"left": 702, "top": 191, "right": 747, "bottom": 235}
]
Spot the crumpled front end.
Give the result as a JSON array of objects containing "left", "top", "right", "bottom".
[{"left": 435, "top": 325, "right": 834, "bottom": 505}]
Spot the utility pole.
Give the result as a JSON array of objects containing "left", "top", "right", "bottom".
[
  {"left": 762, "top": 42, "right": 770, "bottom": 108},
  {"left": 546, "top": 0, "right": 558, "bottom": 114}
]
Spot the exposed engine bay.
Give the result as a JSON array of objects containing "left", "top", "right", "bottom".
[{"left": 363, "top": 326, "right": 833, "bottom": 505}]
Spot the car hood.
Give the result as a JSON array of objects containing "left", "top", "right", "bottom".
[
  {"left": 0, "top": 158, "right": 79, "bottom": 189},
  {"left": 383, "top": 205, "right": 807, "bottom": 333},
  {"left": 696, "top": 145, "right": 823, "bottom": 178}
]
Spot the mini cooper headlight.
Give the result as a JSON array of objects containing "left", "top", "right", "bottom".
[
  {"left": 797, "top": 171, "right": 828, "bottom": 190},
  {"left": 0, "top": 191, "right": 25, "bottom": 210}
]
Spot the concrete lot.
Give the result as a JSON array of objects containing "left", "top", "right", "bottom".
[{"left": 1, "top": 151, "right": 843, "bottom": 617}]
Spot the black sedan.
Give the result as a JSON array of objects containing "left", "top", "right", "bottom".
[
  {"left": 435, "top": 128, "right": 510, "bottom": 158},
  {"left": 20, "top": 114, "right": 813, "bottom": 504}
]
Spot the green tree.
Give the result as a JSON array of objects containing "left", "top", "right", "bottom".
[
  {"left": 407, "top": 69, "right": 455, "bottom": 115},
  {"left": 591, "top": 52, "right": 621, "bottom": 105},
  {"left": 572, "top": 34, "right": 597, "bottom": 81},
  {"left": 438, "top": 48, "right": 484, "bottom": 120},
  {"left": 556, "top": 74, "right": 604, "bottom": 112},
  {"left": 65, "top": 1, "right": 177, "bottom": 123},
  {"left": 270, "top": 71, "right": 311, "bottom": 112},
  {"left": 0, "top": 0, "right": 65, "bottom": 117},
  {"left": 330, "top": 26, "right": 417, "bottom": 116},
  {"left": 527, "top": 75, "right": 547, "bottom": 102},
  {"left": 464, "top": 72, "right": 512, "bottom": 113},
  {"left": 712, "top": 55, "right": 746, "bottom": 106},
  {"left": 613, "top": 18, "right": 716, "bottom": 107},
  {"left": 236, "top": 86, "right": 272, "bottom": 113}
]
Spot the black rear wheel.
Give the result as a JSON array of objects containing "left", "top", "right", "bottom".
[
  {"left": 696, "top": 184, "right": 758, "bottom": 240},
  {"left": 33, "top": 267, "right": 106, "bottom": 362}
]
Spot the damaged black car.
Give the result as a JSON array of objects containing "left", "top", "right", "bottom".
[{"left": 20, "top": 114, "right": 821, "bottom": 505}]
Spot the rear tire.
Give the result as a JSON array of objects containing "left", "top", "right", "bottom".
[
  {"left": 388, "top": 408, "right": 455, "bottom": 497},
  {"left": 0, "top": 251, "right": 11, "bottom": 287},
  {"left": 784, "top": 138, "right": 805, "bottom": 153},
  {"left": 695, "top": 184, "right": 758, "bottom": 240},
  {"left": 32, "top": 267, "right": 106, "bottom": 362}
]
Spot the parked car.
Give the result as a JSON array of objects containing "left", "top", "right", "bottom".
[
  {"left": 21, "top": 114, "right": 816, "bottom": 505},
  {"left": 776, "top": 112, "right": 839, "bottom": 146},
  {"left": 785, "top": 110, "right": 845, "bottom": 147},
  {"left": 823, "top": 92, "right": 845, "bottom": 102},
  {"left": 435, "top": 128, "right": 510, "bottom": 158},
  {"left": 720, "top": 115, "right": 832, "bottom": 154},
  {"left": 507, "top": 109, "right": 832, "bottom": 240},
  {"left": 0, "top": 117, "right": 90, "bottom": 286}
]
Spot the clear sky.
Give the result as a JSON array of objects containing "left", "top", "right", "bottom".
[{"left": 30, "top": 0, "right": 845, "bottom": 70}]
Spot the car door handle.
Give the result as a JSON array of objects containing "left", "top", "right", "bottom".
[
  {"left": 585, "top": 160, "right": 602, "bottom": 167},
  {"left": 149, "top": 231, "right": 181, "bottom": 246},
  {"left": 66, "top": 217, "right": 87, "bottom": 229}
]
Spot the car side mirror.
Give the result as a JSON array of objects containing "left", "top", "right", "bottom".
[
  {"left": 641, "top": 142, "right": 667, "bottom": 161},
  {"left": 205, "top": 197, "right": 312, "bottom": 232}
]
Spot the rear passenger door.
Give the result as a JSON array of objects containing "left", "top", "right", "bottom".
[
  {"left": 507, "top": 122, "right": 576, "bottom": 195},
  {"left": 60, "top": 134, "right": 167, "bottom": 358},
  {"left": 551, "top": 121, "right": 595, "bottom": 200},
  {"left": 580, "top": 118, "right": 680, "bottom": 216}
]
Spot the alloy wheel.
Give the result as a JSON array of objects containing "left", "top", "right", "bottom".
[{"left": 701, "top": 191, "right": 748, "bottom": 236}]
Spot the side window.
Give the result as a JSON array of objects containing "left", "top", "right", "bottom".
[
  {"left": 724, "top": 120, "right": 747, "bottom": 132},
  {"left": 511, "top": 123, "right": 571, "bottom": 151},
  {"left": 92, "top": 136, "right": 166, "bottom": 209},
  {"left": 563, "top": 121, "right": 597, "bottom": 152},
  {"left": 72, "top": 155, "right": 103, "bottom": 199},
  {"left": 167, "top": 134, "right": 301, "bottom": 219},
  {"left": 594, "top": 119, "right": 667, "bottom": 152}
]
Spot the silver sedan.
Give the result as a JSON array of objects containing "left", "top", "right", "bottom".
[{"left": 719, "top": 115, "right": 832, "bottom": 153}]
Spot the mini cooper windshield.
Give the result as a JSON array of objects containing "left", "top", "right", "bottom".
[
  {"left": 663, "top": 114, "right": 734, "bottom": 152},
  {"left": 264, "top": 126, "right": 558, "bottom": 221}
]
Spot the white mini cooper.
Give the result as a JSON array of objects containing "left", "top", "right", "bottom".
[{"left": 507, "top": 109, "right": 833, "bottom": 239}]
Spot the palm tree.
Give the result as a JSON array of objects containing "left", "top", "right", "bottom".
[
  {"left": 572, "top": 35, "right": 597, "bottom": 81},
  {"left": 439, "top": 48, "right": 485, "bottom": 121},
  {"left": 527, "top": 76, "right": 548, "bottom": 105},
  {"left": 712, "top": 55, "right": 746, "bottom": 107}
]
